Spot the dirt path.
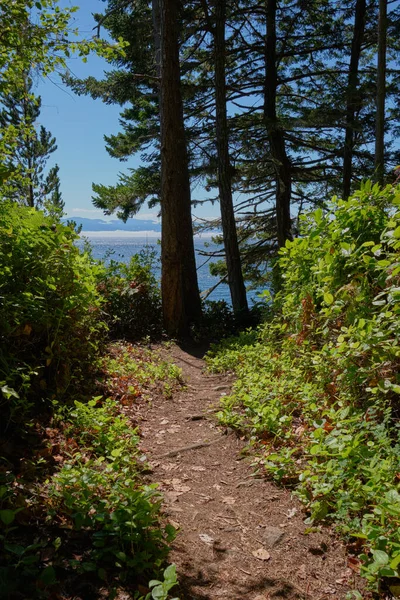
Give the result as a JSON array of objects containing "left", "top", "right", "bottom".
[{"left": 140, "top": 344, "right": 364, "bottom": 600}]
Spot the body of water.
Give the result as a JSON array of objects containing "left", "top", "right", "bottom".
[{"left": 78, "top": 235, "right": 264, "bottom": 305}]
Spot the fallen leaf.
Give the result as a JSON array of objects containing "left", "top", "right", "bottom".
[
  {"left": 199, "top": 533, "right": 214, "bottom": 545},
  {"left": 252, "top": 548, "right": 271, "bottom": 561},
  {"left": 222, "top": 496, "right": 236, "bottom": 505},
  {"left": 160, "top": 419, "right": 169, "bottom": 425},
  {"left": 23, "top": 324, "right": 32, "bottom": 336},
  {"left": 347, "top": 556, "right": 361, "bottom": 573},
  {"left": 168, "top": 519, "right": 180, "bottom": 529},
  {"left": 164, "top": 491, "right": 183, "bottom": 503},
  {"left": 172, "top": 479, "right": 191, "bottom": 493},
  {"left": 167, "top": 426, "right": 181, "bottom": 433},
  {"left": 161, "top": 463, "right": 177, "bottom": 471}
]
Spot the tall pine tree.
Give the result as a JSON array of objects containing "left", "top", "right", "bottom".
[{"left": 0, "top": 77, "right": 57, "bottom": 207}]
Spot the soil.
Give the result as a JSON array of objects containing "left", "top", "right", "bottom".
[{"left": 139, "top": 343, "right": 367, "bottom": 600}]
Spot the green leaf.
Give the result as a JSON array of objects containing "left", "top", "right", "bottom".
[
  {"left": 1, "top": 385, "right": 19, "bottom": 399},
  {"left": 372, "top": 549, "right": 389, "bottom": 566},
  {"left": 323, "top": 292, "right": 334, "bottom": 305},
  {"left": 4, "top": 543, "right": 25, "bottom": 556},
  {"left": 314, "top": 208, "right": 323, "bottom": 224},
  {"left": 39, "top": 566, "right": 57, "bottom": 585},
  {"left": 163, "top": 563, "right": 177, "bottom": 582},
  {"left": 390, "top": 554, "right": 400, "bottom": 570},
  {"left": 115, "top": 551, "right": 127, "bottom": 562},
  {"left": 151, "top": 586, "right": 167, "bottom": 600},
  {"left": 0, "top": 509, "right": 15, "bottom": 525}
]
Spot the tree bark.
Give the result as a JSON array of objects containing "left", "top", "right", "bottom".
[
  {"left": 343, "top": 0, "right": 366, "bottom": 200},
  {"left": 375, "top": 0, "right": 387, "bottom": 186},
  {"left": 264, "top": 0, "right": 292, "bottom": 248},
  {"left": 158, "top": 0, "right": 202, "bottom": 337},
  {"left": 214, "top": 0, "right": 248, "bottom": 319}
]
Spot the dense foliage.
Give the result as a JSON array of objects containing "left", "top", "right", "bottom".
[
  {"left": 98, "top": 251, "right": 162, "bottom": 340},
  {"left": 0, "top": 202, "right": 104, "bottom": 427},
  {"left": 1, "top": 342, "right": 181, "bottom": 598},
  {"left": 0, "top": 204, "right": 179, "bottom": 597},
  {"left": 207, "top": 182, "right": 400, "bottom": 591}
]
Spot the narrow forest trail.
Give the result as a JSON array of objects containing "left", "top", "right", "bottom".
[{"left": 139, "top": 344, "right": 364, "bottom": 600}]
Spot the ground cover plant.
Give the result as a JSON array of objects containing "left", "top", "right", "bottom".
[
  {"left": 1, "top": 342, "right": 182, "bottom": 598},
  {"left": 206, "top": 182, "right": 400, "bottom": 594}
]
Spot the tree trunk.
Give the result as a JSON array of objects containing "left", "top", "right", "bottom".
[
  {"left": 214, "top": 0, "right": 248, "bottom": 319},
  {"left": 375, "top": 0, "right": 387, "bottom": 186},
  {"left": 264, "top": 0, "right": 292, "bottom": 249},
  {"left": 343, "top": 0, "right": 366, "bottom": 200},
  {"left": 158, "top": 0, "right": 202, "bottom": 337},
  {"left": 152, "top": 0, "right": 161, "bottom": 79}
]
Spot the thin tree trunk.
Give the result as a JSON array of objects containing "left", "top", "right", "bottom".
[
  {"left": 214, "top": 0, "right": 248, "bottom": 319},
  {"left": 264, "top": 0, "right": 292, "bottom": 248},
  {"left": 23, "top": 77, "right": 34, "bottom": 208},
  {"left": 158, "top": 0, "right": 202, "bottom": 337},
  {"left": 375, "top": 0, "right": 387, "bottom": 185},
  {"left": 343, "top": 0, "right": 366, "bottom": 200}
]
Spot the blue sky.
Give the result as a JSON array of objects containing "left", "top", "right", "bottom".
[{"left": 36, "top": 0, "right": 218, "bottom": 223}]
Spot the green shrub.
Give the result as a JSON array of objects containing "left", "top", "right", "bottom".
[
  {"left": 97, "top": 251, "right": 162, "bottom": 340},
  {"left": 193, "top": 299, "right": 263, "bottom": 342},
  {"left": 47, "top": 398, "right": 173, "bottom": 578},
  {"left": 206, "top": 181, "right": 400, "bottom": 590},
  {"left": 0, "top": 202, "right": 105, "bottom": 426}
]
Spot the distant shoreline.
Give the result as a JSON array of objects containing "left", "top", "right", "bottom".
[{"left": 79, "top": 230, "right": 219, "bottom": 239}]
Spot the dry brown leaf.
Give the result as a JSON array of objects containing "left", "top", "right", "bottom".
[
  {"left": 347, "top": 556, "right": 361, "bottom": 573},
  {"left": 172, "top": 478, "right": 191, "bottom": 493},
  {"left": 199, "top": 533, "right": 214, "bottom": 545},
  {"left": 222, "top": 496, "right": 236, "bottom": 505},
  {"left": 252, "top": 548, "right": 271, "bottom": 561}
]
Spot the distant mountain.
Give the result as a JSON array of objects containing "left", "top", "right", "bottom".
[{"left": 62, "top": 217, "right": 161, "bottom": 232}]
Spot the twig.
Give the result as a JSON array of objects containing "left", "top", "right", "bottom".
[{"left": 157, "top": 436, "right": 226, "bottom": 458}]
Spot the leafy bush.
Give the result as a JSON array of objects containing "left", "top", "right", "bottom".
[
  {"left": 0, "top": 343, "right": 182, "bottom": 597},
  {"left": 206, "top": 182, "right": 400, "bottom": 590},
  {"left": 0, "top": 202, "right": 105, "bottom": 426},
  {"left": 97, "top": 251, "right": 162, "bottom": 340},
  {"left": 193, "top": 299, "right": 263, "bottom": 342},
  {"left": 47, "top": 397, "right": 175, "bottom": 578}
]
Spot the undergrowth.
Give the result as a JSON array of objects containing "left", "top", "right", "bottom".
[
  {"left": 206, "top": 182, "right": 400, "bottom": 593},
  {"left": 0, "top": 343, "right": 182, "bottom": 599}
]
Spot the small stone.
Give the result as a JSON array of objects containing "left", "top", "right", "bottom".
[{"left": 262, "top": 526, "right": 285, "bottom": 548}]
